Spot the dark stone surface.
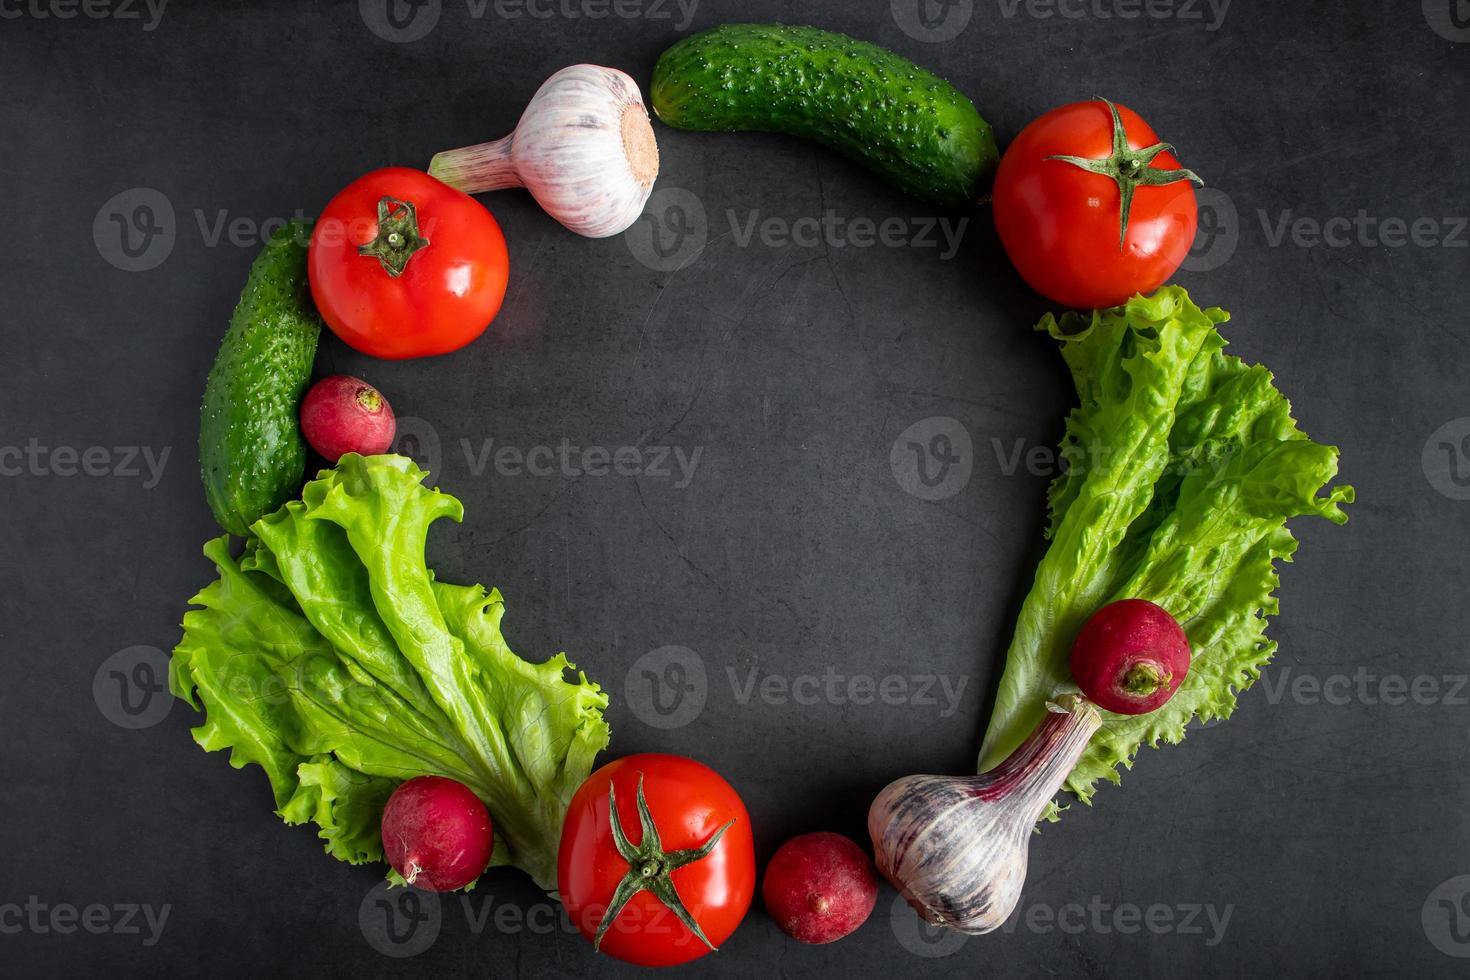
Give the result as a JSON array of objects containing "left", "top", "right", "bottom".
[{"left": 3, "top": 1, "right": 1466, "bottom": 976}]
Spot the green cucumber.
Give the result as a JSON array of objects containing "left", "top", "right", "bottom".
[
  {"left": 199, "top": 221, "right": 321, "bottom": 536},
  {"left": 651, "top": 24, "right": 998, "bottom": 206}
]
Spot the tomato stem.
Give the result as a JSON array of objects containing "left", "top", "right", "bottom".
[
  {"left": 595, "top": 774, "right": 735, "bottom": 953},
  {"left": 1045, "top": 96, "right": 1203, "bottom": 250},
  {"left": 358, "top": 195, "right": 431, "bottom": 277}
]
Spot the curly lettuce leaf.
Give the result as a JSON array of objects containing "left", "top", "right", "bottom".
[
  {"left": 170, "top": 454, "right": 610, "bottom": 889},
  {"left": 978, "top": 287, "right": 1353, "bottom": 810}
]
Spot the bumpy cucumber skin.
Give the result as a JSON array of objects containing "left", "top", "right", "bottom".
[
  {"left": 199, "top": 221, "right": 321, "bottom": 536},
  {"left": 651, "top": 24, "right": 998, "bottom": 206}
]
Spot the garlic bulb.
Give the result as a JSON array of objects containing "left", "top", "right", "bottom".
[
  {"left": 429, "top": 65, "right": 659, "bottom": 238},
  {"left": 868, "top": 694, "right": 1101, "bottom": 934}
]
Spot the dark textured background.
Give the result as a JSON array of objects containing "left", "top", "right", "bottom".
[{"left": 4, "top": 0, "right": 1468, "bottom": 975}]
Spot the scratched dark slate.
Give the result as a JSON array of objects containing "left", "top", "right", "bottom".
[{"left": 2, "top": 0, "right": 1466, "bottom": 975}]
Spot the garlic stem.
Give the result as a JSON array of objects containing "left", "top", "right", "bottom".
[
  {"left": 429, "top": 134, "right": 522, "bottom": 193},
  {"left": 974, "top": 694, "right": 1100, "bottom": 823}
]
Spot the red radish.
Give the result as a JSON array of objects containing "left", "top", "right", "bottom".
[
  {"left": 299, "top": 375, "right": 396, "bottom": 461},
  {"left": 380, "top": 776, "right": 494, "bottom": 892},
  {"left": 1070, "top": 598, "right": 1191, "bottom": 714},
  {"left": 761, "top": 832, "right": 878, "bottom": 945}
]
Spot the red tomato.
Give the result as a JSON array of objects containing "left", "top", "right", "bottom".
[
  {"left": 558, "top": 754, "right": 755, "bottom": 967},
  {"left": 309, "top": 167, "right": 508, "bottom": 359},
  {"left": 993, "top": 98, "right": 1200, "bottom": 310}
]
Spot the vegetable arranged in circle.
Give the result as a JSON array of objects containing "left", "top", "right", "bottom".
[
  {"left": 558, "top": 753, "right": 755, "bottom": 967},
  {"left": 761, "top": 832, "right": 878, "bottom": 945},
  {"left": 993, "top": 97, "right": 1201, "bottom": 309},
  {"left": 430, "top": 64, "right": 659, "bottom": 239},
  {"left": 1071, "top": 599, "right": 1191, "bottom": 715},
  {"left": 173, "top": 17, "right": 1360, "bottom": 957},
  {"left": 978, "top": 288, "right": 1353, "bottom": 804},
  {"left": 299, "top": 374, "right": 396, "bottom": 461},
  {"left": 380, "top": 775, "right": 495, "bottom": 892},
  {"left": 308, "top": 167, "right": 509, "bottom": 359},
  {"left": 198, "top": 221, "right": 321, "bottom": 536},
  {"left": 171, "top": 454, "right": 610, "bottom": 890},
  {"left": 871, "top": 694, "right": 1102, "bottom": 934},
  {"left": 652, "top": 24, "right": 999, "bottom": 206}
]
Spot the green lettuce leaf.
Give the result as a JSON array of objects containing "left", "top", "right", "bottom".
[
  {"left": 170, "top": 454, "right": 610, "bottom": 889},
  {"left": 978, "top": 287, "right": 1353, "bottom": 811}
]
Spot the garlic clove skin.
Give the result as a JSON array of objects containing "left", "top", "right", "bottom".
[
  {"left": 429, "top": 65, "right": 659, "bottom": 239},
  {"left": 868, "top": 694, "right": 1102, "bottom": 935}
]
